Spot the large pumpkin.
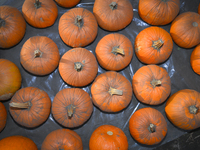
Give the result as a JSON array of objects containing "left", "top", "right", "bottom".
[
  {"left": 89, "top": 125, "right": 128, "bottom": 150},
  {"left": 0, "top": 59, "right": 22, "bottom": 101},
  {"left": 135, "top": 26, "right": 173, "bottom": 64},
  {"left": 0, "top": 5, "right": 26, "bottom": 48},
  {"left": 20, "top": 36, "right": 60, "bottom": 76},
  {"left": 58, "top": 7, "right": 98, "bottom": 48},
  {"left": 132, "top": 65, "right": 171, "bottom": 105},
  {"left": 52, "top": 88, "right": 93, "bottom": 128},
  {"left": 165, "top": 89, "right": 200, "bottom": 130},
  {"left": 93, "top": 0, "right": 133, "bottom": 31},
  {"left": 191, "top": 44, "right": 200, "bottom": 75},
  {"left": 55, "top": 0, "right": 80, "bottom": 8},
  {"left": 95, "top": 33, "right": 133, "bottom": 71},
  {"left": 170, "top": 12, "right": 200, "bottom": 48},
  {"left": 41, "top": 129, "right": 83, "bottom": 150},
  {"left": 22, "top": 0, "right": 58, "bottom": 28},
  {"left": 9, "top": 87, "right": 51, "bottom": 128},
  {"left": 129, "top": 107, "right": 167, "bottom": 145},
  {"left": 0, "top": 102, "right": 7, "bottom": 132},
  {"left": 91, "top": 71, "right": 132, "bottom": 112},
  {"left": 138, "top": 0, "right": 180, "bottom": 25}
]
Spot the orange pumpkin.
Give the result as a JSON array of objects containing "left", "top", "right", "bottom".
[
  {"left": 93, "top": 0, "right": 133, "bottom": 31},
  {"left": 52, "top": 88, "right": 93, "bottom": 128},
  {"left": 95, "top": 33, "right": 133, "bottom": 71},
  {"left": 0, "top": 59, "right": 22, "bottom": 101},
  {"left": 41, "top": 129, "right": 83, "bottom": 150},
  {"left": 198, "top": 3, "right": 200, "bottom": 14},
  {"left": 0, "top": 102, "right": 7, "bottom": 132},
  {"left": 89, "top": 124, "right": 128, "bottom": 150},
  {"left": 138, "top": 0, "right": 180, "bottom": 25},
  {"left": 9, "top": 87, "right": 51, "bottom": 128},
  {"left": 129, "top": 107, "right": 167, "bottom": 145},
  {"left": 165, "top": 89, "right": 200, "bottom": 130},
  {"left": 59, "top": 48, "right": 98, "bottom": 87},
  {"left": 91, "top": 71, "right": 132, "bottom": 112},
  {"left": 135, "top": 26, "right": 173, "bottom": 64},
  {"left": 0, "top": 135, "right": 37, "bottom": 150},
  {"left": 55, "top": 0, "right": 80, "bottom": 8},
  {"left": 170, "top": 12, "right": 200, "bottom": 48},
  {"left": 20, "top": 36, "right": 60, "bottom": 76},
  {"left": 191, "top": 44, "right": 200, "bottom": 75},
  {"left": 58, "top": 7, "right": 98, "bottom": 48},
  {"left": 0, "top": 5, "right": 26, "bottom": 48},
  {"left": 132, "top": 65, "right": 171, "bottom": 105},
  {"left": 22, "top": 0, "right": 58, "bottom": 28}
]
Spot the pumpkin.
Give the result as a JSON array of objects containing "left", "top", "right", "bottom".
[
  {"left": 0, "top": 59, "right": 22, "bottom": 101},
  {"left": 0, "top": 5, "right": 26, "bottom": 48},
  {"left": 93, "top": 0, "right": 133, "bottom": 31},
  {"left": 165, "top": 89, "right": 200, "bottom": 130},
  {"left": 129, "top": 107, "right": 167, "bottom": 145},
  {"left": 0, "top": 102, "right": 7, "bottom": 132},
  {"left": 22, "top": 0, "right": 58, "bottom": 28},
  {"left": 55, "top": 0, "right": 80, "bottom": 8},
  {"left": 58, "top": 7, "right": 98, "bottom": 48},
  {"left": 9, "top": 87, "right": 51, "bottom": 128},
  {"left": 0, "top": 135, "right": 38, "bottom": 150},
  {"left": 41, "top": 129, "right": 83, "bottom": 150},
  {"left": 132, "top": 65, "right": 171, "bottom": 105},
  {"left": 89, "top": 124, "right": 128, "bottom": 150},
  {"left": 170, "top": 12, "right": 200, "bottom": 48},
  {"left": 95, "top": 33, "right": 133, "bottom": 71},
  {"left": 191, "top": 44, "right": 200, "bottom": 75},
  {"left": 198, "top": 3, "right": 200, "bottom": 14},
  {"left": 91, "top": 71, "right": 132, "bottom": 112},
  {"left": 52, "top": 88, "right": 93, "bottom": 128},
  {"left": 138, "top": 0, "right": 180, "bottom": 25},
  {"left": 135, "top": 26, "right": 173, "bottom": 64},
  {"left": 59, "top": 48, "right": 98, "bottom": 87}
]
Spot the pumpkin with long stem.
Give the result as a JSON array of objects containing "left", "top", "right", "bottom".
[
  {"left": 190, "top": 44, "right": 200, "bottom": 75},
  {"left": 55, "top": 0, "right": 80, "bottom": 8},
  {"left": 0, "top": 102, "right": 7, "bottom": 132}
]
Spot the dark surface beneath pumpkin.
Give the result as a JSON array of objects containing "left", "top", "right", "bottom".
[{"left": 0, "top": 0, "right": 200, "bottom": 150}]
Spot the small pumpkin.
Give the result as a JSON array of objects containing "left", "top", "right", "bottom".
[
  {"left": 22, "top": 0, "right": 58, "bottom": 28},
  {"left": 93, "top": 0, "right": 133, "bottom": 31},
  {"left": 41, "top": 129, "right": 83, "bottom": 150},
  {"left": 198, "top": 3, "right": 200, "bottom": 14},
  {"left": 135, "top": 26, "right": 173, "bottom": 64},
  {"left": 129, "top": 107, "right": 167, "bottom": 145},
  {"left": 165, "top": 89, "right": 200, "bottom": 130},
  {"left": 58, "top": 7, "right": 98, "bottom": 48},
  {"left": 52, "top": 88, "right": 93, "bottom": 128},
  {"left": 20, "top": 36, "right": 60, "bottom": 76},
  {"left": 9, "top": 87, "right": 51, "bottom": 128},
  {"left": 89, "top": 124, "right": 128, "bottom": 150},
  {"left": 0, "top": 59, "right": 22, "bottom": 101},
  {"left": 190, "top": 44, "right": 200, "bottom": 75},
  {"left": 59, "top": 48, "right": 98, "bottom": 87},
  {"left": 0, "top": 5, "right": 26, "bottom": 48},
  {"left": 95, "top": 33, "right": 133, "bottom": 71},
  {"left": 55, "top": 0, "right": 80, "bottom": 8},
  {"left": 0, "top": 102, "right": 7, "bottom": 132},
  {"left": 138, "top": 0, "right": 180, "bottom": 25},
  {"left": 91, "top": 71, "right": 132, "bottom": 112},
  {"left": 0, "top": 135, "right": 38, "bottom": 150},
  {"left": 132, "top": 65, "right": 171, "bottom": 105},
  {"left": 170, "top": 12, "right": 200, "bottom": 48}
]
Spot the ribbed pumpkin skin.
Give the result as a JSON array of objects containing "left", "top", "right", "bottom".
[
  {"left": 0, "top": 135, "right": 38, "bottom": 150},
  {"left": 93, "top": 0, "right": 133, "bottom": 31},
  {"left": 0, "top": 59, "right": 22, "bottom": 101},
  {"left": 9, "top": 87, "right": 51, "bottom": 128},
  {"left": 20, "top": 36, "right": 60, "bottom": 76},
  {"left": 22, "top": 0, "right": 58, "bottom": 28},
  {"left": 95, "top": 33, "right": 133, "bottom": 71},
  {"left": 165, "top": 89, "right": 200, "bottom": 130},
  {"left": 170, "top": 12, "right": 200, "bottom": 48},
  {"left": 132, "top": 65, "right": 171, "bottom": 105},
  {"left": 89, "top": 125, "right": 128, "bottom": 150},
  {"left": 129, "top": 107, "right": 167, "bottom": 145},
  {"left": 138, "top": 0, "right": 180, "bottom": 25},
  {"left": 41, "top": 129, "right": 83, "bottom": 150},
  {"left": 0, "top": 5, "right": 26, "bottom": 48},
  {"left": 190, "top": 44, "right": 200, "bottom": 75},
  {"left": 55, "top": 0, "right": 80, "bottom": 8},
  {"left": 0, "top": 102, "right": 7, "bottom": 132},
  {"left": 52, "top": 88, "right": 93, "bottom": 128},
  {"left": 58, "top": 7, "right": 98, "bottom": 48}
]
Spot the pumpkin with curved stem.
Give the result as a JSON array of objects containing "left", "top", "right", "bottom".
[
  {"left": 0, "top": 5, "right": 26, "bottom": 48},
  {"left": 191, "top": 44, "right": 200, "bottom": 75},
  {"left": 0, "top": 102, "right": 7, "bottom": 132},
  {"left": 132, "top": 65, "right": 171, "bottom": 105},
  {"left": 165, "top": 89, "right": 200, "bottom": 130},
  {"left": 55, "top": 0, "right": 80, "bottom": 8}
]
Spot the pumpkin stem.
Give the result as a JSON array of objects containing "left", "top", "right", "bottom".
[
  {"left": 108, "top": 87, "right": 123, "bottom": 96},
  {"left": 189, "top": 105, "right": 198, "bottom": 114},
  {"left": 148, "top": 123, "right": 156, "bottom": 133},
  {"left": 34, "top": 0, "right": 41, "bottom": 9},
  {"left": 107, "top": 131, "right": 113, "bottom": 135},
  {"left": 9, "top": 102, "right": 32, "bottom": 109},
  {"left": 193, "top": 22, "right": 198, "bottom": 27},
  {"left": 110, "top": 2, "right": 118, "bottom": 10},
  {"left": 112, "top": 46, "right": 125, "bottom": 56},
  {"left": 152, "top": 39, "right": 164, "bottom": 50},
  {"left": 0, "top": 18, "right": 5, "bottom": 27},
  {"left": 74, "top": 62, "right": 83, "bottom": 72},
  {"left": 67, "top": 104, "right": 76, "bottom": 118},
  {"left": 151, "top": 79, "right": 161, "bottom": 88},
  {"left": 34, "top": 49, "right": 43, "bottom": 58},
  {"left": 75, "top": 16, "right": 83, "bottom": 28}
]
